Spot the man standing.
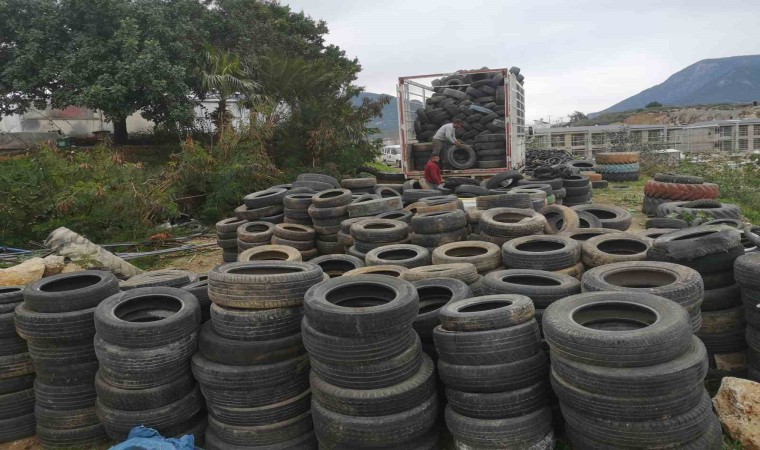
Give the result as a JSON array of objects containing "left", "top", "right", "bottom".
[
  {"left": 424, "top": 154, "right": 443, "bottom": 188},
  {"left": 432, "top": 119, "right": 465, "bottom": 155}
]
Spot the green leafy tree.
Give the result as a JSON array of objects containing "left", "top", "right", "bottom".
[
  {"left": 646, "top": 101, "right": 663, "bottom": 108},
  {"left": 0, "top": 0, "right": 208, "bottom": 144}
]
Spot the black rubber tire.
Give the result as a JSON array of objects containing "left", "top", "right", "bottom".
[
  {"left": 484, "top": 171, "right": 523, "bottom": 189},
  {"left": 243, "top": 188, "right": 288, "bottom": 209},
  {"left": 310, "top": 353, "right": 435, "bottom": 417},
  {"left": 208, "top": 261, "right": 324, "bottom": 309},
  {"left": 272, "top": 223, "right": 316, "bottom": 242},
  {"left": 602, "top": 171, "right": 640, "bottom": 182},
  {"left": 564, "top": 184, "right": 591, "bottom": 197},
  {"left": 308, "top": 255, "right": 364, "bottom": 278},
  {"left": 36, "top": 422, "right": 108, "bottom": 449},
  {"left": 27, "top": 339, "right": 96, "bottom": 366},
  {"left": 311, "top": 189, "right": 351, "bottom": 208},
  {"left": 410, "top": 228, "right": 467, "bottom": 249},
  {"left": 476, "top": 193, "right": 533, "bottom": 209},
  {"left": 445, "top": 146, "right": 477, "bottom": 170},
  {"left": 283, "top": 193, "right": 315, "bottom": 210},
  {"left": 572, "top": 211, "right": 602, "bottom": 229},
  {"left": 647, "top": 226, "right": 743, "bottom": 273},
  {"left": 438, "top": 294, "right": 534, "bottom": 332},
  {"left": 431, "top": 241, "right": 502, "bottom": 274},
  {"left": 94, "top": 287, "right": 200, "bottom": 348},
  {"left": 701, "top": 284, "right": 741, "bottom": 311},
  {"left": 540, "top": 205, "right": 580, "bottom": 234},
  {"left": 210, "top": 303, "right": 303, "bottom": 342},
  {"left": 411, "top": 210, "right": 467, "bottom": 234},
  {"left": 375, "top": 210, "right": 414, "bottom": 224},
  {"left": 350, "top": 219, "right": 409, "bottom": 243},
  {"left": 646, "top": 217, "right": 688, "bottom": 229},
  {"left": 303, "top": 275, "right": 419, "bottom": 337},
  {"left": 735, "top": 252, "right": 760, "bottom": 290},
  {"left": 217, "top": 217, "right": 249, "bottom": 234},
  {"left": 0, "top": 286, "right": 24, "bottom": 314},
  {"left": 347, "top": 198, "right": 401, "bottom": 218},
  {"left": 207, "top": 389, "right": 310, "bottom": 428},
  {"left": 438, "top": 349, "right": 547, "bottom": 393},
  {"left": 446, "top": 381, "right": 549, "bottom": 420},
  {"left": 0, "top": 373, "right": 34, "bottom": 396},
  {"left": 654, "top": 173, "right": 705, "bottom": 184},
  {"left": 446, "top": 405, "right": 552, "bottom": 449},
  {"left": 479, "top": 208, "right": 547, "bottom": 239},
  {"left": 702, "top": 270, "right": 736, "bottom": 290},
  {"left": 501, "top": 235, "right": 580, "bottom": 271},
  {"left": 0, "top": 388, "right": 34, "bottom": 420},
  {"left": 13, "top": 303, "right": 96, "bottom": 344},
  {"left": 642, "top": 195, "right": 671, "bottom": 216},
  {"left": 205, "top": 429, "right": 316, "bottom": 450},
  {"left": 0, "top": 413, "right": 35, "bottom": 442},
  {"left": 312, "top": 393, "right": 437, "bottom": 448},
  {"left": 656, "top": 200, "right": 741, "bottom": 220},
  {"left": 570, "top": 205, "right": 632, "bottom": 231},
  {"left": 454, "top": 185, "right": 490, "bottom": 197},
  {"left": 181, "top": 280, "right": 211, "bottom": 323},
  {"left": 434, "top": 319, "right": 541, "bottom": 365},
  {"left": 543, "top": 291, "right": 692, "bottom": 368},
  {"left": 365, "top": 244, "right": 430, "bottom": 268},
  {"left": 297, "top": 173, "right": 340, "bottom": 188},
  {"left": 478, "top": 269, "right": 580, "bottom": 309},
  {"left": 208, "top": 411, "right": 313, "bottom": 447},
  {"left": 95, "top": 370, "right": 195, "bottom": 412},
  {"left": 402, "top": 263, "right": 479, "bottom": 285},
  {"left": 34, "top": 378, "right": 97, "bottom": 411},
  {"left": 580, "top": 233, "right": 652, "bottom": 269},
  {"left": 411, "top": 278, "right": 472, "bottom": 340},
  {"left": 200, "top": 322, "right": 303, "bottom": 366},
  {"left": 34, "top": 404, "right": 100, "bottom": 430},
  {"left": 23, "top": 270, "right": 119, "bottom": 313}
]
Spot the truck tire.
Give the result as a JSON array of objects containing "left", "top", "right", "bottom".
[{"left": 501, "top": 235, "right": 580, "bottom": 271}]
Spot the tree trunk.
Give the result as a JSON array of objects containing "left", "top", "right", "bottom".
[
  {"left": 218, "top": 99, "right": 227, "bottom": 136},
  {"left": 113, "top": 117, "right": 128, "bottom": 145}
]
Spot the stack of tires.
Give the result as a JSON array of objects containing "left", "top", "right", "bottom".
[
  {"left": 1, "top": 286, "right": 35, "bottom": 443},
  {"left": 593, "top": 152, "right": 640, "bottom": 182},
  {"left": 561, "top": 175, "right": 592, "bottom": 206},
  {"left": 342, "top": 177, "right": 377, "bottom": 195},
  {"left": 410, "top": 278, "right": 472, "bottom": 359},
  {"left": 283, "top": 192, "right": 316, "bottom": 226},
  {"left": 216, "top": 217, "right": 247, "bottom": 262},
  {"left": 236, "top": 221, "right": 274, "bottom": 254},
  {"left": 501, "top": 235, "right": 582, "bottom": 279},
  {"left": 732, "top": 253, "right": 760, "bottom": 381},
  {"left": 94, "top": 287, "right": 204, "bottom": 442},
  {"left": 308, "top": 189, "right": 352, "bottom": 256},
  {"left": 196, "top": 261, "right": 325, "bottom": 448},
  {"left": 412, "top": 143, "right": 434, "bottom": 170},
  {"left": 474, "top": 134, "right": 507, "bottom": 169},
  {"left": 235, "top": 188, "right": 286, "bottom": 225},
  {"left": 647, "top": 226, "right": 747, "bottom": 376},
  {"left": 432, "top": 242, "right": 502, "bottom": 275},
  {"left": 544, "top": 292, "right": 722, "bottom": 449},
  {"left": 517, "top": 178, "right": 564, "bottom": 207},
  {"left": 15, "top": 272, "right": 119, "bottom": 448},
  {"left": 271, "top": 223, "right": 317, "bottom": 260},
  {"left": 348, "top": 219, "right": 410, "bottom": 259},
  {"left": 478, "top": 208, "right": 547, "bottom": 246},
  {"left": 410, "top": 210, "right": 468, "bottom": 252},
  {"left": 433, "top": 295, "right": 554, "bottom": 449},
  {"left": 294, "top": 173, "right": 339, "bottom": 192},
  {"left": 642, "top": 173, "right": 719, "bottom": 216},
  {"left": 304, "top": 276, "right": 440, "bottom": 448}
]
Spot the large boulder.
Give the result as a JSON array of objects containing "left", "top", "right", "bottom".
[
  {"left": 713, "top": 377, "right": 760, "bottom": 450},
  {"left": 0, "top": 257, "right": 46, "bottom": 286},
  {"left": 42, "top": 255, "right": 65, "bottom": 277}
]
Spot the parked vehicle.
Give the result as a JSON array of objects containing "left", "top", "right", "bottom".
[{"left": 380, "top": 145, "right": 402, "bottom": 167}]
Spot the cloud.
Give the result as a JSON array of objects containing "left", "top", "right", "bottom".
[{"left": 283, "top": 0, "right": 760, "bottom": 121}]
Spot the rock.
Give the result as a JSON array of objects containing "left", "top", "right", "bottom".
[
  {"left": 62, "top": 262, "right": 84, "bottom": 274},
  {"left": 713, "top": 376, "right": 760, "bottom": 450},
  {"left": 0, "top": 258, "right": 46, "bottom": 286},
  {"left": 42, "top": 255, "right": 65, "bottom": 277}
]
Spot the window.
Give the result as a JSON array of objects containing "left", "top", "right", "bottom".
[
  {"left": 630, "top": 130, "right": 644, "bottom": 142},
  {"left": 754, "top": 125, "right": 760, "bottom": 135},
  {"left": 648, "top": 130, "right": 663, "bottom": 142},
  {"left": 738, "top": 139, "right": 748, "bottom": 151},
  {"left": 739, "top": 125, "right": 749, "bottom": 137},
  {"left": 720, "top": 140, "right": 733, "bottom": 151},
  {"left": 720, "top": 126, "right": 732, "bottom": 137},
  {"left": 591, "top": 133, "right": 604, "bottom": 145},
  {"left": 754, "top": 138, "right": 760, "bottom": 150},
  {"left": 551, "top": 135, "right": 566, "bottom": 147},
  {"left": 571, "top": 133, "right": 586, "bottom": 146},
  {"left": 533, "top": 136, "right": 548, "bottom": 147}
]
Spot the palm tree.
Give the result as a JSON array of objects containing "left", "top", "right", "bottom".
[{"left": 197, "top": 46, "right": 258, "bottom": 134}]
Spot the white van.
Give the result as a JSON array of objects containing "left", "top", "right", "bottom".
[{"left": 381, "top": 145, "right": 402, "bottom": 168}]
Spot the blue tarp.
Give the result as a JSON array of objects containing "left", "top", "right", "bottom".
[{"left": 110, "top": 426, "right": 196, "bottom": 450}]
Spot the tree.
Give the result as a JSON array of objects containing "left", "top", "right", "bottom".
[
  {"left": 197, "top": 46, "right": 258, "bottom": 134},
  {"left": 0, "top": 0, "right": 208, "bottom": 144},
  {"left": 646, "top": 101, "right": 663, "bottom": 108},
  {"left": 568, "top": 111, "right": 588, "bottom": 125}
]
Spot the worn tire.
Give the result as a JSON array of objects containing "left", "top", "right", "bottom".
[
  {"left": 540, "top": 205, "right": 580, "bottom": 234},
  {"left": 237, "top": 245, "right": 302, "bottom": 262},
  {"left": 479, "top": 269, "right": 580, "bottom": 309},
  {"left": 581, "top": 233, "right": 652, "bottom": 268},
  {"left": 434, "top": 319, "right": 541, "bottom": 365},
  {"left": 432, "top": 242, "right": 501, "bottom": 274},
  {"left": 502, "top": 235, "right": 580, "bottom": 271},
  {"left": 571, "top": 205, "right": 631, "bottom": 231},
  {"left": 479, "top": 208, "right": 547, "bottom": 238},
  {"left": 365, "top": 244, "right": 430, "bottom": 268},
  {"left": 23, "top": 271, "right": 119, "bottom": 313},
  {"left": 446, "top": 405, "right": 552, "bottom": 449}
]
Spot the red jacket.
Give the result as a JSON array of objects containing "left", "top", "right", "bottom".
[{"left": 424, "top": 160, "right": 443, "bottom": 185}]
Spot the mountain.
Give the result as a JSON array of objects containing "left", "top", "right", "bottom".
[
  {"left": 598, "top": 55, "right": 760, "bottom": 114},
  {"left": 352, "top": 92, "right": 422, "bottom": 142}
]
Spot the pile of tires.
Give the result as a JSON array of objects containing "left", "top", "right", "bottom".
[
  {"left": 544, "top": 292, "right": 722, "bottom": 449},
  {"left": 413, "top": 69, "right": 512, "bottom": 147},
  {"left": 304, "top": 276, "right": 440, "bottom": 448},
  {"left": 1, "top": 286, "right": 35, "bottom": 443},
  {"left": 478, "top": 208, "right": 547, "bottom": 246},
  {"left": 561, "top": 174, "right": 592, "bottom": 206},
  {"left": 732, "top": 253, "right": 760, "bottom": 381},
  {"left": 501, "top": 235, "right": 583, "bottom": 279},
  {"left": 510, "top": 186, "right": 550, "bottom": 210},
  {"left": 235, "top": 221, "right": 274, "bottom": 255},
  {"left": 525, "top": 149, "right": 574, "bottom": 174},
  {"left": 647, "top": 226, "right": 747, "bottom": 376},
  {"left": 94, "top": 287, "right": 204, "bottom": 442},
  {"left": 342, "top": 177, "right": 377, "bottom": 195},
  {"left": 410, "top": 278, "right": 472, "bottom": 359},
  {"left": 196, "top": 261, "right": 325, "bottom": 448},
  {"left": 308, "top": 188, "right": 352, "bottom": 256},
  {"left": 593, "top": 152, "right": 640, "bottom": 182},
  {"left": 283, "top": 191, "right": 316, "bottom": 226},
  {"left": 14, "top": 271, "right": 120, "bottom": 448},
  {"left": 581, "top": 261, "right": 704, "bottom": 333},
  {"left": 655, "top": 199, "right": 741, "bottom": 221},
  {"left": 473, "top": 134, "right": 507, "bottom": 169},
  {"left": 215, "top": 217, "right": 247, "bottom": 263},
  {"left": 411, "top": 143, "right": 433, "bottom": 170},
  {"left": 642, "top": 173, "right": 720, "bottom": 216},
  {"left": 271, "top": 223, "right": 317, "bottom": 260},
  {"left": 434, "top": 295, "right": 554, "bottom": 449},
  {"left": 235, "top": 188, "right": 286, "bottom": 226},
  {"left": 348, "top": 218, "right": 410, "bottom": 259},
  {"left": 411, "top": 210, "right": 468, "bottom": 251},
  {"left": 432, "top": 242, "right": 502, "bottom": 275}
]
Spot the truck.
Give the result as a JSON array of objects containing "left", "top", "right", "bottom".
[{"left": 396, "top": 67, "right": 526, "bottom": 179}]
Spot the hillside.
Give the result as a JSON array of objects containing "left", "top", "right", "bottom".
[
  {"left": 573, "top": 103, "right": 760, "bottom": 127},
  {"left": 352, "top": 92, "right": 422, "bottom": 142},
  {"left": 598, "top": 55, "right": 760, "bottom": 114}
]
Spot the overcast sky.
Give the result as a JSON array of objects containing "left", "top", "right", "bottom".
[{"left": 282, "top": 0, "right": 760, "bottom": 123}]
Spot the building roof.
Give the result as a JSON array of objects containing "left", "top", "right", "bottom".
[{"left": 534, "top": 117, "right": 760, "bottom": 134}]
